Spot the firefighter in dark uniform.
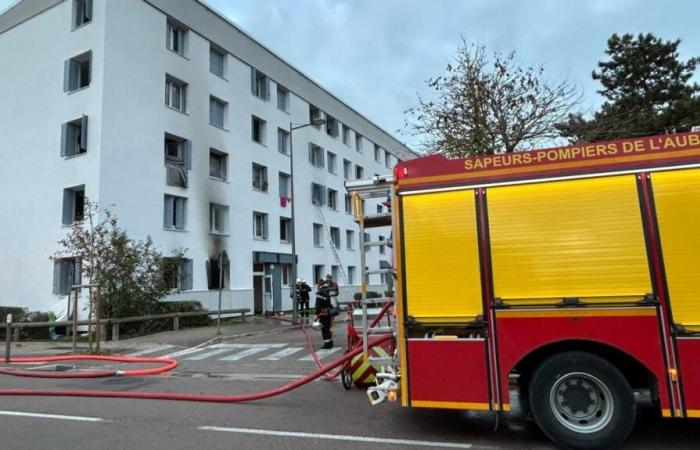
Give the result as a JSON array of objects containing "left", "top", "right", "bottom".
[
  {"left": 314, "top": 280, "right": 334, "bottom": 349},
  {"left": 291, "top": 279, "right": 311, "bottom": 322}
]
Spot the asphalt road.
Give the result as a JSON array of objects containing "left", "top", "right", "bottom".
[{"left": 2, "top": 321, "right": 700, "bottom": 449}]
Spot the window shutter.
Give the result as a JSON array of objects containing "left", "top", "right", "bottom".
[
  {"left": 250, "top": 68, "right": 257, "bottom": 95},
  {"left": 183, "top": 140, "right": 192, "bottom": 170},
  {"left": 182, "top": 85, "right": 187, "bottom": 112},
  {"left": 164, "top": 196, "right": 174, "bottom": 227},
  {"left": 62, "top": 189, "right": 74, "bottom": 225},
  {"left": 308, "top": 144, "right": 313, "bottom": 164},
  {"left": 175, "top": 198, "right": 185, "bottom": 229},
  {"left": 85, "top": 0, "right": 93, "bottom": 20},
  {"left": 52, "top": 261, "right": 61, "bottom": 294},
  {"left": 80, "top": 115, "right": 88, "bottom": 151},
  {"left": 263, "top": 216, "right": 269, "bottom": 239},
  {"left": 63, "top": 59, "right": 71, "bottom": 92},
  {"left": 74, "top": 259, "right": 82, "bottom": 285},
  {"left": 263, "top": 77, "right": 270, "bottom": 100},
  {"left": 166, "top": 23, "right": 171, "bottom": 49},
  {"left": 320, "top": 148, "right": 325, "bottom": 167},
  {"left": 182, "top": 259, "right": 193, "bottom": 290},
  {"left": 205, "top": 260, "right": 212, "bottom": 289},
  {"left": 60, "top": 122, "right": 68, "bottom": 156}
]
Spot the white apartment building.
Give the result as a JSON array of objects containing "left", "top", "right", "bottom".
[{"left": 0, "top": 0, "right": 416, "bottom": 317}]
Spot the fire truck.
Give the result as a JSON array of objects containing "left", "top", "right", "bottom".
[{"left": 346, "top": 131, "right": 700, "bottom": 449}]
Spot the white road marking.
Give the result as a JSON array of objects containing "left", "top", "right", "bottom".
[
  {"left": 186, "top": 347, "right": 240, "bottom": 361},
  {"left": 259, "top": 347, "right": 305, "bottom": 361},
  {"left": 126, "top": 344, "right": 176, "bottom": 357},
  {"left": 164, "top": 347, "right": 208, "bottom": 358},
  {"left": 219, "top": 346, "right": 276, "bottom": 361},
  {"left": 198, "top": 426, "right": 472, "bottom": 448},
  {"left": 298, "top": 347, "right": 342, "bottom": 361},
  {"left": 0, "top": 411, "right": 103, "bottom": 423},
  {"left": 208, "top": 343, "right": 287, "bottom": 349}
]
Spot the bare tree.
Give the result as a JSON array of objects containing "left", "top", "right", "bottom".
[{"left": 406, "top": 41, "right": 581, "bottom": 157}]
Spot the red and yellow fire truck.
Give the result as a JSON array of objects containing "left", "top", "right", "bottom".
[{"left": 352, "top": 131, "right": 700, "bottom": 449}]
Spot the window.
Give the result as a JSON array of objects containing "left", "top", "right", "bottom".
[
  {"left": 385, "top": 150, "right": 392, "bottom": 168},
  {"left": 207, "top": 256, "right": 229, "bottom": 290},
  {"left": 279, "top": 172, "right": 290, "bottom": 198},
  {"left": 309, "top": 144, "right": 324, "bottom": 168},
  {"left": 252, "top": 116, "right": 267, "bottom": 144},
  {"left": 62, "top": 185, "right": 85, "bottom": 225},
  {"left": 72, "top": 0, "right": 92, "bottom": 28},
  {"left": 252, "top": 163, "right": 268, "bottom": 192},
  {"left": 313, "top": 265, "right": 325, "bottom": 284},
  {"left": 162, "top": 258, "right": 193, "bottom": 291},
  {"left": 355, "top": 132, "right": 363, "bottom": 152},
  {"left": 346, "top": 230, "right": 355, "bottom": 250},
  {"left": 209, "top": 96, "right": 226, "bottom": 128},
  {"left": 363, "top": 232, "right": 371, "bottom": 252},
  {"left": 331, "top": 265, "right": 339, "bottom": 282},
  {"left": 166, "top": 20, "right": 186, "bottom": 55},
  {"left": 347, "top": 266, "right": 356, "bottom": 285},
  {"left": 210, "top": 203, "right": 229, "bottom": 234},
  {"left": 342, "top": 125, "right": 351, "bottom": 146},
  {"left": 60, "top": 115, "right": 88, "bottom": 157},
  {"left": 379, "top": 235, "right": 386, "bottom": 254},
  {"left": 313, "top": 223, "right": 323, "bottom": 247},
  {"left": 277, "top": 85, "right": 289, "bottom": 112},
  {"left": 280, "top": 217, "right": 291, "bottom": 243},
  {"left": 281, "top": 263, "right": 291, "bottom": 286},
  {"left": 209, "top": 45, "right": 225, "bottom": 78},
  {"left": 164, "top": 134, "right": 190, "bottom": 187},
  {"left": 309, "top": 105, "right": 323, "bottom": 127},
  {"left": 344, "top": 194, "right": 352, "bottom": 214},
  {"left": 165, "top": 75, "right": 187, "bottom": 112},
  {"left": 376, "top": 204, "right": 383, "bottom": 214},
  {"left": 53, "top": 258, "right": 81, "bottom": 295},
  {"left": 355, "top": 164, "right": 364, "bottom": 179},
  {"left": 163, "top": 195, "right": 186, "bottom": 230},
  {"left": 63, "top": 51, "right": 91, "bottom": 92},
  {"left": 251, "top": 68, "right": 270, "bottom": 99},
  {"left": 343, "top": 159, "right": 351, "bottom": 180},
  {"left": 253, "top": 212, "right": 269, "bottom": 239},
  {"left": 209, "top": 148, "right": 227, "bottom": 181},
  {"left": 327, "top": 151, "right": 337, "bottom": 174},
  {"left": 311, "top": 183, "right": 325, "bottom": 205},
  {"left": 278, "top": 128, "right": 290, "bottom": 155},
  {"left": 330, "top": 227, "right": 340, "bottom": 249},
  {"left": 374, "top": 144, "right": 381, "bottom": 162},
  {"left": 327, "top": 188, "right": 338, "bottom": 210},
  {"left": 325, "top": 115, "right": 339, "bottom": 138}
]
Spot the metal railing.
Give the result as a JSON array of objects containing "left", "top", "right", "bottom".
[{"left": 3, "top": 308, "right": 249, "bottom": 362}]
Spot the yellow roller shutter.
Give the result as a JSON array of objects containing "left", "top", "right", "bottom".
[
  {"left": 487, "top": 175, "right": 651, "bottom": 305},
  {"left": 402, "top": 190, "right": 483, "bottom": 322},
  {"left": 651, "top": 168, "right": 700, "bottom": 331}
]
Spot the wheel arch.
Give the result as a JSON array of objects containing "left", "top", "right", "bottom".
[{"left": 511, "top": 339, "right": 658, "bottom": 395}]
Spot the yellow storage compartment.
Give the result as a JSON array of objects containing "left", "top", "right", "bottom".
[
  {"left": 402, "top": 190, "right": 483, "bottom": 322},
  {"left": 487, "top": 175, "right": 651, "bottom": 305},
  {"left": 651, "top": 168, "right": 700, "bottom": 331}
]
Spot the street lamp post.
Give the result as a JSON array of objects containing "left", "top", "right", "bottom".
[{"left": 289, "top": 118, "right": 325, "bottom": 325}]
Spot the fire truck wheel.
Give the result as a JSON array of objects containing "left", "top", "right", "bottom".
[{"left": 528, "top": 351, "right": 635, "bottom": 450}]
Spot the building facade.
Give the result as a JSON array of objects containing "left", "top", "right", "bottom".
[{"left": 0, "top": 0, "right": 415, "bottom": 316}]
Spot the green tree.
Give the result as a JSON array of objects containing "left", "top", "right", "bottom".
[
  {"left": 53, "top": 200, "right": 185, "bottom": 326},
  {"left": 558, "top": 33, "right": 700, "bottom": 142},
  {"left": 405, "top": 41, "right": 580, "bottom": 157}
]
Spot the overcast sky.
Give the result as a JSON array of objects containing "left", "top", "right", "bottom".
[{"left": 2, "top": 0, "right": 698, "bottom": 149}]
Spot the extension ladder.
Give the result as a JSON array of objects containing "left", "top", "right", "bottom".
[{"left": 345, "top": 174, "right": 396, "bottom": 365}]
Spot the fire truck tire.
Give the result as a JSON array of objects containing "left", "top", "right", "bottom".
[
  {"left": 341, "top": 366, "right": 353, "bottom": 390},
  {"left": 528, "top": 351, "right": 635, "bottom": 450}
]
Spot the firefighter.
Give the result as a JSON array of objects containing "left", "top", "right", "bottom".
[
  {"left": 291, "top": 279, "right": 311, "bottom": 322},
  {"left": 314, "top": 279, "right": 334, "bottom": 349}
]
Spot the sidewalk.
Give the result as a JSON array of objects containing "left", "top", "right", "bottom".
[{"left": 5, "top": 316, "right": 297, "bottom": 358}]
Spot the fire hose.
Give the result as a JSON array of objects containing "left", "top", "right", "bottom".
[{"left": 0, "top": 304, "right": 394, "bottom": 403}]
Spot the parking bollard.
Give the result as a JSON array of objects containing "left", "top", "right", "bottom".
[{"left": 4, "top": 314, "right": 11, "bottom": 363}]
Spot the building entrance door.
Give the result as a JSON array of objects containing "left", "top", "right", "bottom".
[{"left": 263, "top": 275, "right": 273, "bottom": 313}]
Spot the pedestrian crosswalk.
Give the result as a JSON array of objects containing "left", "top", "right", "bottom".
[{"left": 126, "top": 342, "right": 343, "bottom": 364}]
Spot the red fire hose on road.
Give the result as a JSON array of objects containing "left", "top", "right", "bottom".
[{"left": 0, "top": 304, "right": 394, "bottom": 403}]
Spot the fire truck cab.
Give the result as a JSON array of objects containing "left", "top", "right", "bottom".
[{"left": 375, "top": 132, "right": 700, "bottom": 449}]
